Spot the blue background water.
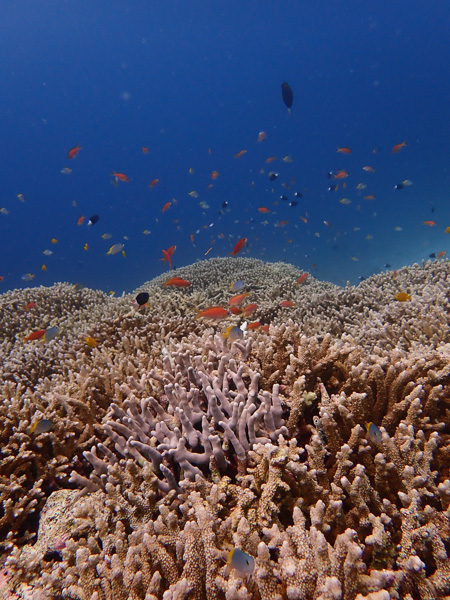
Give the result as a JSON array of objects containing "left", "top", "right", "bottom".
[{"left": 1, "top": 0, "right": 449, "bottom": 293}]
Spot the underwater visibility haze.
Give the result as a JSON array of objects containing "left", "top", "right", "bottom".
[{"left": 1, "top": 0, "right": 450, "bottom": 291}]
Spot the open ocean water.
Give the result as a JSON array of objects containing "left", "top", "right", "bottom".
[{"left": 1, "top": 0, "right": 449, "bottom": 293}]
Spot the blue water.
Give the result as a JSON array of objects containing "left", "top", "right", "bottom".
[{"left": 1, "top": 1, "right": 449, "bottom": 293}]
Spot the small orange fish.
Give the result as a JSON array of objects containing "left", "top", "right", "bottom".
[
  {"left": 161, "top": 202, "right": 171, "bottom": 213},
  {"left": 258, "top": 207, "right": 270, "bottom": 214},
  {"left": 392, "top": 141, "right": 407, "bottom": 153},
  {"left": 362, "top": 166, "right": 375, "bottom": 173},
  {"left": 229, "top": 306, "right": 242, "bottom": 315},
  {"left": 337, "top": 147, "right": 352, "bottom": 154},
  {"left": 164, "top": 277, "right": 191, "bottom": 288},
  {"left": 300, "top": 216, "right": 308, "bottom": 223},
  {"left": 257, "top": 131, "right": 266, "bottom": 142},
  {"left": 228, "top": 292, "right": 248, "bottom": 307},
  {"left": 162, "top": 249, "right": 172, "bottom": 268},
  {"left": 280, "top": 300, "right": 296, "bottom": 308},
  {"left": 112, "top": 172, "right": 129, "bottom": 182},
  {"left": 423, "top": 220, "right": 437, "bottom": 227},
  {"left": 260, "top": 324, "right": 270, "bottom": 332},
  {"left": 265, "top": 156, "right": 277, "bottom": 163},
  {"left": 437, "top": 251, "right": 446, "bottom": 259},
  {"left": 278, "top": 220, "right": 289, "bottom": 227},
  {"left": 149, "top": 178, "right": 159, "bottom": 188},
  {"left": 25, "top": 302, "right": 36, "bottom": 310},
  {"left": 297, "top": 273, "right": 309, "bottom": 284},
  {"left": 211, "top": 171, "right": 219, "bottom": 180},
  {"left": 364, "top": 195, "right": 376, "bottom": 200},
  {"left": 247, "top": 321, "right": 262, "bottom": 330},
  {"left": 231, "top": 237, "right": 247, "bottom": 257},
  {"left": 190, "top": 233, "right": 195, "bottom": 243},
  {"left": 142, "top": 147, "right": 149, "bottom": 154},
  {"left": 234, "top": 150, "right": 247, "bottom": 159},
  {"left": 242, "top": 303, "right": 257, "bottom": 317},
  {"left": 77, "top": 215, "right": 85, "bottom": 226},
  {"left": 68, "top": 144, "right": 81, "bottom": 159},
  {"left": 197, "top": 306, "right": 229, "bottom": 320},
  {"left": 334, "top": 170, "right": 348, "bottom": 179},
  {"left": 395, "top": 292, "right": 411, "bottom": 302},
  {"left": 25, "top": 329, "right": 47, "bottom": 341}
]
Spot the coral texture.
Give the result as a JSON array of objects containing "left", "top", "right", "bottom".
[{"left": 0, "top": 258, "right": 449, "bottom": 600}]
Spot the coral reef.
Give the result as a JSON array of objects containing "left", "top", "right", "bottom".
[{"left": 0, "top": 258, "right": 449, "bottom": 599}]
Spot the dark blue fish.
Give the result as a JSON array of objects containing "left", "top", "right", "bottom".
[
  {"left": 294, "top": 192, "right": 303, "bottom": 198},
  {"left": 394, "top": 184, "right": 403, "bottom": 190},
  {"left": 281, "top": 82, "right": 293, "bottom": 111},
  {"left": 327, "top": 171, "right": 333, "bottom": 179},
  {"left": 280, "top": 195, "right": 289, "bottom": 201},
  {"left": 384, "top": 263, "right": 391, "bottom": 268},
  {"left": 289, "top": 201, "right": 298, "bottom": 207},
  {"left": 328, "top": 185, "right": 337, "bottom": 192},
  {"left": 429, "top": 253, "right": 436, "bottom": 259},
  {"left": 268, "top": 171, "right": 279, "bottom": 182},
  {"left": 88, "top": 214, "right": 100, "bottom": 226}
]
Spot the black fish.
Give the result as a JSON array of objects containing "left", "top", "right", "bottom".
[
  {"left": 294, "top": 192, "right": 303, "bottom": 198},
  {"left": 268, "top": 171, "right": 279, "bottom": 182},
  {"left": 88, "top": 214, "right": 99, "bottom": 226},
  {"left": 328, "top": 185, "right": 337, "bottom": 192},
  {"left": 429, "top": 253, "right": 436, "bottom": 259},
  {"left": 289, "top": 201, "right": 298, "bottom": 207},
  {"left": 135, "top": 292, "right": 149, "bottom": 306},
  {"left": 280, "top": 195, "right": 289, "bottom": 201},
  {"left": 327, "top": 171, "right": 333, "bottom": 179},
  {"left": 281, "top": 82, "right": 293, "bottom": 111},
  {"left": 394, "top": 183, "right": 403, "bottom": 190},
  {"left": 384, "top": 263, "right": 391, "bottom": 268},
  {"left": 221, "top": 201, "right": 229, "bottom": 208}
]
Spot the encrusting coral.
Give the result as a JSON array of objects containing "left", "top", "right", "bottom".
[{"left": 0, "top": 258, "right": 449, "bottom": 599}]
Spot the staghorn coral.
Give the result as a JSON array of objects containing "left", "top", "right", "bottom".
[{"left": 0, "top": 259, "right": 449, "bottom": 599}]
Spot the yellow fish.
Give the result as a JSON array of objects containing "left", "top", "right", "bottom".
[
  {"left": 395, "top": 292, "right": 411, "bottom": 302},
  {"left": 85, "top": 336, "right": 98, "bottom": 348}
]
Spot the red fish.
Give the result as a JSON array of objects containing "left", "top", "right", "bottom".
[
  {"left": 68, "top": 145, "right": 81, "bottom": 159},
  {"left": 229, "top": 306, "right": 242, "bottom": 315},
  {"left": 334, "top": 170, "right": 348, "bottom": 179},
  {"left": 247, "top": 321, "right": 262, "bottom": 330},
  {"left": 258, "top": 207, "right": 270, "bottom": 214},
  {"left": 149, "top": 178, "right": 159, "bottom": 188},
  {"left": 197, "top": 306, "right": 229, "bottom": 320},
  {"left": 242, "top": 303, "right": 257, "bottom": 317},
  {"left": 25, "top": 329, "right": 47, "bottom": 341},
  {"left": 437, "top": 251, "right": 446, "bottom": 259},
  {"left": 161, "top": 202, "right": 171, "bottom": 213},
  {"left": 142, "top": 147, "right": 149, "bottom": 154},
  {"left": 112, "top": 172, "right": 129, "bottom": 182},
  {"left": 77, "top": 215, "right": 85, "bottom": 226},
  {"left": 228, "top": 292, "right": 248, "bottom": 306},
  {"left": 164, "top": 277, "right": 191, "bottom": 287},
  {"left": 234, "top": 150, "right": 247, "bottom": 159},
  {"left": 25, "top": 302, "right": 37, "bottom": 310},
  {"left": 211, "top": 171, "right": 219, "bottom": 180},
  {"left": 162, "top": 249, "right": 172, "bottom": 268},
  {"left": 297, "top": 273, "right": 309, "bottom": 284},
  {"left": 265, "top": 156, "right": 277, "bottom": 163},
  {"left": 231, "top": 237, "right": 247, "bottom": 257},
  {"left": 257, "top": 131, "right": 266, "bottom": 142},
  {"left": 337, "top": 147, "right": 352, "bottom": 154},
  {"left": 392, "top": 141, "right": 407, "bottom": 153},
  {"left": 280, "top": 300, "right": 295, "bottom": 308},
  {"left": 260, "top": 324, "right": 270, "bottom": 332},
  {"left": 423, "top": 220, "right": 437, "bottom": 227}
]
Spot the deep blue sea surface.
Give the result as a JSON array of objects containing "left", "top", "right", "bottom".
[{"left": 1, "top": 1, "right": 449, "bottom": 293}]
